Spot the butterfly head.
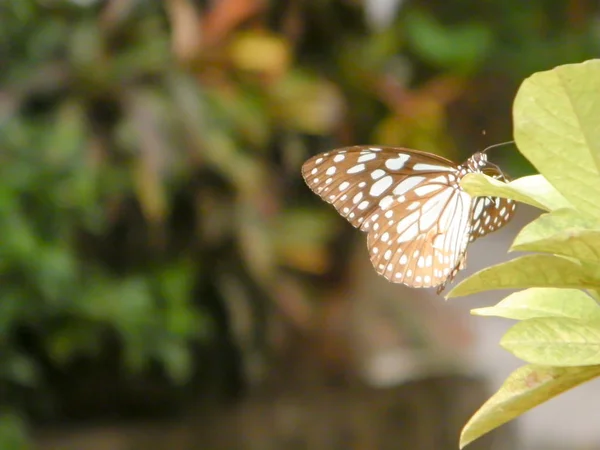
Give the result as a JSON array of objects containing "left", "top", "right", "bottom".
[{"left": 466, "top": 152, "right": 488, "bottom": 172}]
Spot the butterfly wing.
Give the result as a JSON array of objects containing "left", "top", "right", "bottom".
[
  {"left": 302, "top": 146, "right": 471, "bottom": 289},
  {"left": 301, "top": 146, "right": 458, "bottom": 229},
  {"left": 365, "top": 174, "right": 472, "bottom": 289},
  {"left": 469, "top": 167, "right": 517, "bottom": 242}
]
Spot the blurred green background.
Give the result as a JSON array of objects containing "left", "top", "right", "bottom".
[{"left": 1, "top": 0, "right": 599, "bottom": 449}]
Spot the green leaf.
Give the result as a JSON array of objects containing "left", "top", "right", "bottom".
[
  {"left": 0, "top": 411, "right": 30, "bottom": 450},
  {"left": 447, "top": 254, "right": 600, "bottom": 298},
  {"left": 513, "top": 59, "right": 600, "bottom": 220},
  {"left": 511, "top": 208, "right": 600, "bottom": 262},
  {"left": 502, "top": 317, "right": 600, "bottom": 366},
  {"left": 472, "top": 288, "right": 600, "bottom": 321},
  {"left": 404, "top": 9, "right": 493, "bottom": 74},
  {"left": 459, "top": 364, "right": 600, "bottom": 448},
  {"left": 158, "top": 340, "right": 193, "bottom": 383},
  {"left": 460, "top": 173, "right": 571, "bottom": 211}
]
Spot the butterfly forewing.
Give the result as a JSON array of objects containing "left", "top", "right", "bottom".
[
  {"left": 301, "top": 146, "right": 458, "bottom": 229},
  {"left": 301, "top": 145, "right": 515, "bottom": 292}
]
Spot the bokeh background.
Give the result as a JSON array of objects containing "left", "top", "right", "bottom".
[{"left": 2, "top": 1, "right": 600, "bottom": 449}]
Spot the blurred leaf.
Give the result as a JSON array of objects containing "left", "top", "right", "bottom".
[
  {"left": 270, "top": 70, "right": 344, "bottom": 135},
  {"left": 200, "top": 0, "right": 263, "bottom": 48},
  {"left": 514, "top": 59, "right": 600, "bottom": 220},
  {"left": 273, "top": 208, "right": 341, "bottom": 273},
  {"left": 47, "top": 323, "right": 102, "bottom": 364},
  {"left": 404, "top": 9, "right": 493, "bottom": 74},
  {"left": 0, "top": 411, "right": 30, "bottom": 450},
  {"left": 79, "top": 275, "right": 154, "bottom": 324},
  {"left": 208, "top": 86, "right": 270, "bottom": 148},
  {"left": 1, "top": 353, "right": 39, "bottom": 387},
  {"left": 33, "top": 245, "right": 77, "bottom": 304},
  {"left": 237, "top": 201, "right": 276, "bottom": 283},
  {"left": 168, "top": 73, "right": 267, "bottom": 193},
  {"left": 125, "top": 89, "right": 171, "bottom": 223},
  {"left": 472, "top": 288, "right": 600, "bottom": 321},
  {"left": 45, "top": 101, "right": 88, "bottom": 164},
  {"left": 502, "top": 317, "right": 600, "bottom": 366},
  {"left": 460, "top": 364, "right": 600, "bottom": 448},
  {"left": 157, "top": 260, "right": 195, "bottom": 305},
  {"left": 229, "top": 31, "right": 291, "bottom": 77},
  {"left": 68, "top": 20, "right": 106, "bottom": 82},
  {"left": 157, "top": 339, "right": 193, "bottom": 383},
  {"left": 156, "top": 260, "right": 209, "bottom": 338},
  {"left": 165, "top": 0, "right": 202, "bottom": 62}
]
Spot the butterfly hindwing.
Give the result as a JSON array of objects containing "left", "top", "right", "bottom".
[{"left": 365, "top": 172, "right": 471, "bottom": 288}]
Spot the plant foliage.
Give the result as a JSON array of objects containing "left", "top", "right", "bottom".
[{"left": 449, "top": 59, "right": 600, "bottom": 448}]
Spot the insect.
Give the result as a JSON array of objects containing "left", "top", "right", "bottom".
[{"left": 301, "top": 144, "right": 516, "bottom": 293}]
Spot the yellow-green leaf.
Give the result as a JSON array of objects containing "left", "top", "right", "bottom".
[
  {"left": 513, "top": 59, "right": 600, "bottom": 220},
  {"left": 511, "top": 208, "right": 600, "bottom": 263},
  {"left": 472, "top": 288, "right": 600, "bottom": 321},
  {"left": 447, "top": 254, "right": 600, "bottom": 298},
  {"left": 460, "top": 364, "right": 600, "bottom": 448},
  {"left": 502, "top": 317, "right": 600, "bottom": 366},
  {"left": 460, "top": 173, "right": 571, "bottom": 212}
]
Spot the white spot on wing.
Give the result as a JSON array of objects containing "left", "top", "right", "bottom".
[
  {"left": 358, "top": 153, "right": 377, "bottom": 163},
  {"left": 385, "top": 154, "right": 410, "bottom": 170},
  {"left": 347, "top": 164, "right": 366, "bottom": 174},
  {"left": 371, "top": 169, "right": 385, "bottom": 180},
  {"left": 378, "top": 195, "right": 394, "bottom": 209},
  {"left": 473, "top": 200, "right": 485, "bottom": 219},
  {"left": 393, "top": 176, "right": 425, "bottom": 196},
  {"left": 369, "top": 175, "right": 393, "bottom": 197}
]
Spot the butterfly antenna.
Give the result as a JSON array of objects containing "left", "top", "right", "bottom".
[{"left": 481, "top": 140, "right": 515, "bottom": 154}]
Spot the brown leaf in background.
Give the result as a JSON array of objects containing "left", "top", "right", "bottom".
[
  {"left": 201, "top": 0, "right": 265, "bottom": 48},
  {"left": 166, "top": 0, "right": 204, "bottom": 62}
]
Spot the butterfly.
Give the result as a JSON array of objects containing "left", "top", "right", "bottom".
[{"left": 301, "top": 145, "right": 516, "bottom": 293}]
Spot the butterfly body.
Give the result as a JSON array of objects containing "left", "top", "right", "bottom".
[{"left": 301, "top": 146, "right": 516, "bottom": 293}]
